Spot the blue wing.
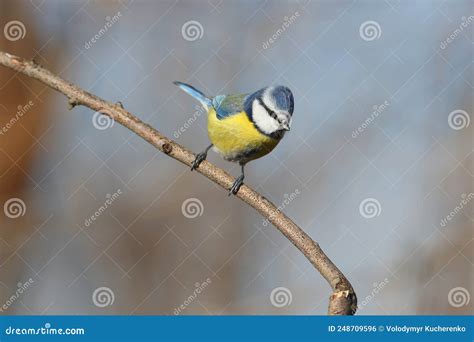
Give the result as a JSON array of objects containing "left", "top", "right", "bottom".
[
  {"left": 174, "top": 81, "right": 253, "bottom": 120},
  {"left": 212, "top": 93, "right": 249, "bottom": 120}
]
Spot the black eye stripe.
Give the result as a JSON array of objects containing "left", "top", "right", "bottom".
[{"left": 257, "top": 98, "right": 278, "bottom": 121}]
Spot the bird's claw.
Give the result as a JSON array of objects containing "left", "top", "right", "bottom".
[
  {"left": 191, "top": 152, "right": 207, "bottom": 171},
  {"left": 228, "top": 175, "right": 244, "bottom": 196}
]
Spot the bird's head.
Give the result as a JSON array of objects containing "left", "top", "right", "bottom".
[{"left": 246, "top": 86, "right": 294, "bottom": 139}]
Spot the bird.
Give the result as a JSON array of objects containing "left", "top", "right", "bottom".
[{"left": 174, "top": 81, "right": 294, "bottom": 195}]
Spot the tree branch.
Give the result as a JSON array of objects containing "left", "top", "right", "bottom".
[{"left": 0, "top": 51, "right": 357, "bottom": 315}]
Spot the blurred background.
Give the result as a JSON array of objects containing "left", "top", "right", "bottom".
[{"left": 0, "top": 0, "right": 472, "bottom": 315}]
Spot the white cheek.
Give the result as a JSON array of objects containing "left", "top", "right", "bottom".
[{"left": 252, "top": 102, "right": 279, "bottom": 134}]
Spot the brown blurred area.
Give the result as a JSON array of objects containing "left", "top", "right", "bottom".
[{"left": 0, "top": 1, "right": 55, "bottom": 302}]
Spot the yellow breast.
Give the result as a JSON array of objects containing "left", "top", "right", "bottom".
[{"left": 207, "top": 108, "right": 280, "bottom": 163}]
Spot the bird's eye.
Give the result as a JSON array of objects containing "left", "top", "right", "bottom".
[{"left": 257, "top": 98, "right": 278, "bottom": 120}]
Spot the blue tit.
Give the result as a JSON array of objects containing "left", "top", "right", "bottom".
[{"left": 174, "top": 81, "right": 294, "bottom": 195}]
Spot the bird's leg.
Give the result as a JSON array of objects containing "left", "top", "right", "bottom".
[
  {"left": 229, "top": 164, "right": 245, "bottom": 196},
  {"left": 191, "top": 144, "right": 213, "bottom": 171}
]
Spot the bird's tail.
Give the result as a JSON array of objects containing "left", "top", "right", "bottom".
[{"left": 173, "top": 81, "right": 212, "bottom": 109}]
